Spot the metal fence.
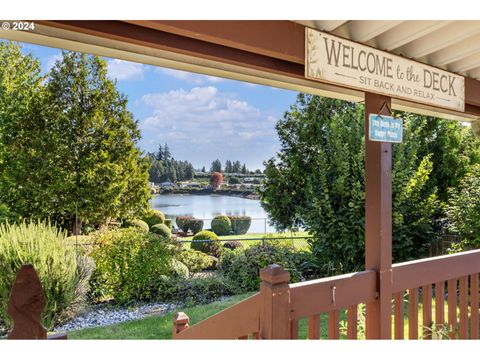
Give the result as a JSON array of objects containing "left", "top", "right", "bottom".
[
  {"left": 66, "top": 235, "right": 313, "bottom": 254},
  {"left": 169, "top": 216, "right": 277, "bottom": 234},
  {"left": 176, "top": 235, "right": 312, "bottom": 251}
]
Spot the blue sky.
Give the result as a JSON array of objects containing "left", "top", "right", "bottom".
[{"left": 19, "top": 42, "right": 299, "bottom": 171}]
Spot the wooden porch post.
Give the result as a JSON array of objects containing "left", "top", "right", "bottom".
[
  {"left": 259, "top": 264, "right": 291, "bottom": 339},
  {"left": 364, "top": 92, "right": 393, "bottom": 339}
]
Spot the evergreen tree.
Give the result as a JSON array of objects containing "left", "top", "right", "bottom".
[
  {"left": 156, "top": 144, "right": 164, "bottom": 161},
  {"left": 0, "top": 47, "right": 151, "bottom": 233},
  {"left": 163, "top": 143, "right": 171, "bottom": 161},
  {"left": 232, "top": 160, "right": 242, "bottom": 173},
  {"left": 210, "top": 159, "right": 222, "bottom": 173},
  {"left": 225, "top": 160, "right": 233, "bottom": 173},
  {"left": 242, "top": 163, "right": 248, "bottom": 174}
]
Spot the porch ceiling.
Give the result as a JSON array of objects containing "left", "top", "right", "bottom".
[
  {"left": 2, "top": 20, "right": 480, "bottom": 122},
  {"left": 295, "top": 20, "right": 480, "bottom": 81}
]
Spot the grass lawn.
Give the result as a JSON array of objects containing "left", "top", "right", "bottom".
[
  {"left": 179, "top": 231, "right": 311, "bottom": 251},
  {"left": 68, "top": 293, "right": 255, "bottom": 339},
  {"left": 67, "top": 291, "right": 457, "bottom": 340}
]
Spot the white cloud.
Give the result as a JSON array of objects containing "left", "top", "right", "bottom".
[
  {"left": 44, "top": 53, "right": 62, "bottom": 72},
  {"left": 158, "top": 68, "right": 225, "bottom": 85},
  {"left": 107, "top": 59, "right": 145, "bottom": 81},
  {"left": 140, "top": 86, "right": 276, "bottom": 146}
]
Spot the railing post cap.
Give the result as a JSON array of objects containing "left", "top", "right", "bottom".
[
  {"left": 260, "top": 264, "right": 290, "bottom": 284},
  {"left": 173, "top": 312, "right": 189, "bottom": 324}
]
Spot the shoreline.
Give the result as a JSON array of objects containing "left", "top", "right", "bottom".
[{"left": 154, "top": 188, "right": 260, "bottom": 200}]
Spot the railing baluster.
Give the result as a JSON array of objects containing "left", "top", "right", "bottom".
[
  {"left": 347, "top": 305, "right": 357, "bottom": 339},
  {"left": 459, "top": 276, "right": 469, "bottom": 339},
  {"left": 434, "top": 281, "right": 445, "bottom": 331},
  {"left": 422, "top": 285, "right": 432, "bottom": 339},
  {"left": 394, "top": 292, "right": 404, "bottom": 339},
  {"left": 408, "top": 288, "right": 418, "bottom": 339},
  {"left": 471, "top": 273, "right": 479, "bottom": 339},
  {"left": 447, "top": 279, "right": 458, "bottom": 339},
  {"left": 290, "top": 319, "right": 299, "bottom": 339},
  {"left": 328, "top": 310, "right": 340, "bottom": 339},
  {"left": 308, "top": 315, "right": 320, "bottom": 339}
]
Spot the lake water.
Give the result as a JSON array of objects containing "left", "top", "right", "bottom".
[{"left": 151, "top": 194, "right": 276, "bottom": 233}]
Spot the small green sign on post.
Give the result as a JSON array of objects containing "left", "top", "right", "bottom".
[{"left": 368, "top": 114, "right": 403, "bottom": 143}]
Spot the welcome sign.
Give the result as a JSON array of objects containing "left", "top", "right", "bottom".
[{"left": 305, "top": 28, "right": 465, "bottom": 112}]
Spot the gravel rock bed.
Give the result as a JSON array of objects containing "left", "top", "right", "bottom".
[{"left": 54, "top": 302, "right": 179, "bottom": 333}]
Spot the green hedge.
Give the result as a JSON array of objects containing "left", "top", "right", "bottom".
[
  {"left": 175, "top": 216, "right": 203, "bottom": 234},
  {"left": 211, "top": 215, "right": 232, "bottom": 235},
  {"left": 191, "top": 230, "right": 222, "bottom": 257},
  {"left": 142, "top": 209, "right": 165, "bottom": 228},
  {"left": 89, "top": 228, "right": 176, "bottom": 303},
  {"left": 0, "top": 221, "right": 92, "bottom": 330},
  {"left": 219, "top": 242, "right": 304, "bottom": 293},
  {"left": 176, "top": 216, "right": 194, "bottom": 233},
  {"left": 228, "top": 216, "right": 252, "bottom": 235},
  {"left": 176, "top": 249, "right": 214, "bottom": 275},
  {"left": 188, "top": 219, "right": 204, "bottom": 234},
  {"left": 124, "top": 219, "right": 149, "bottom": 232},
  {"left": 150, "top": 223, "right": 172, "bottom": 239},
  {"left": 155, "top": 273, "right": 233, "bottom": 306}
]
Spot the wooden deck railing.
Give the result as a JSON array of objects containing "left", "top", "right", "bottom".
[
  {"left": 5, "top": 264, "right": 67, "bottom": 340},
  {"left": 173, "top": 249, "right": 480, "bottom": 340},
  {"left": 391, "top": 249, "right": 480, "bottom": 339},
  {"left": 173, "top": 293, "right": 261, "bottom": 339}
]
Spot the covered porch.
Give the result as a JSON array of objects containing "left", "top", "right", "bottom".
[{"left": 2, "top": 20, "right": 480, "bottom": 340}]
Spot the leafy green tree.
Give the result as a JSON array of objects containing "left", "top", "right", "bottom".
[
  {"left": 0, "top": 48, "right": 151, "bottom": 233},
  {"left": 407, "top": 116, "right": 480, "bottom": 203},
  {"left": 446, "top": 164, "right": 480, "bottom": 248},
  {"left": 0, "top": 42, "right": 44, "bottom": 209},
  {"left": 260, "top": 94, "right": 439, "bottom": 275}
]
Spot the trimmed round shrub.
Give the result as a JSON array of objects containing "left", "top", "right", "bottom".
[
  {"left": 89, "top": 228, "right": 175, "bottom": 302},
  {"left": 191, "top": 230, "right": 222, "bottom": 257},
  {"left": 176, "top": 249, "right": 214, "bottom": 275},
  {"left": 142, "top": 209, "right": 165, "bottom": 228},
  {"left": 219, "top": 242, "right": 303, "bottom": 293},
  {"left": 228, "top": 216, "right": 252, "bottom": 235},
  {"left": 124, "top": 219, "right": 149, "bottom": 232},
  {"left": 223, "top": 240, "right": 244, "bottom": 250},
  {"left": 170, "top": 259, "right": 189, "bottom": 278},
  {"left": 228, "top": 177, "right": 240, "bottom": 185},
  {"left": 164, "top": 219, "right": 173, "bottom": 231},
  {"left": 151, "top": 223, "right": 172, "bottom": 239},
  {"left": 188, "top": 218, "right": 204, "bottom": 235},
  {"left": 211, "top": 215, "right": 232, "bottom": 236},
  {"left": 0, "top": 221, "right": 92, "bottom": 330},
  {"left": 176, "top": 216, "right": 194, "bottom": 233}
]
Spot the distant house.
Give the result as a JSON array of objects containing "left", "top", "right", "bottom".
[
  {"left": 180, "top": 182, "right": 202, "bottom": 188},
  {"left": 160, "top": 181, "right": 177, "bottom": 189}
]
